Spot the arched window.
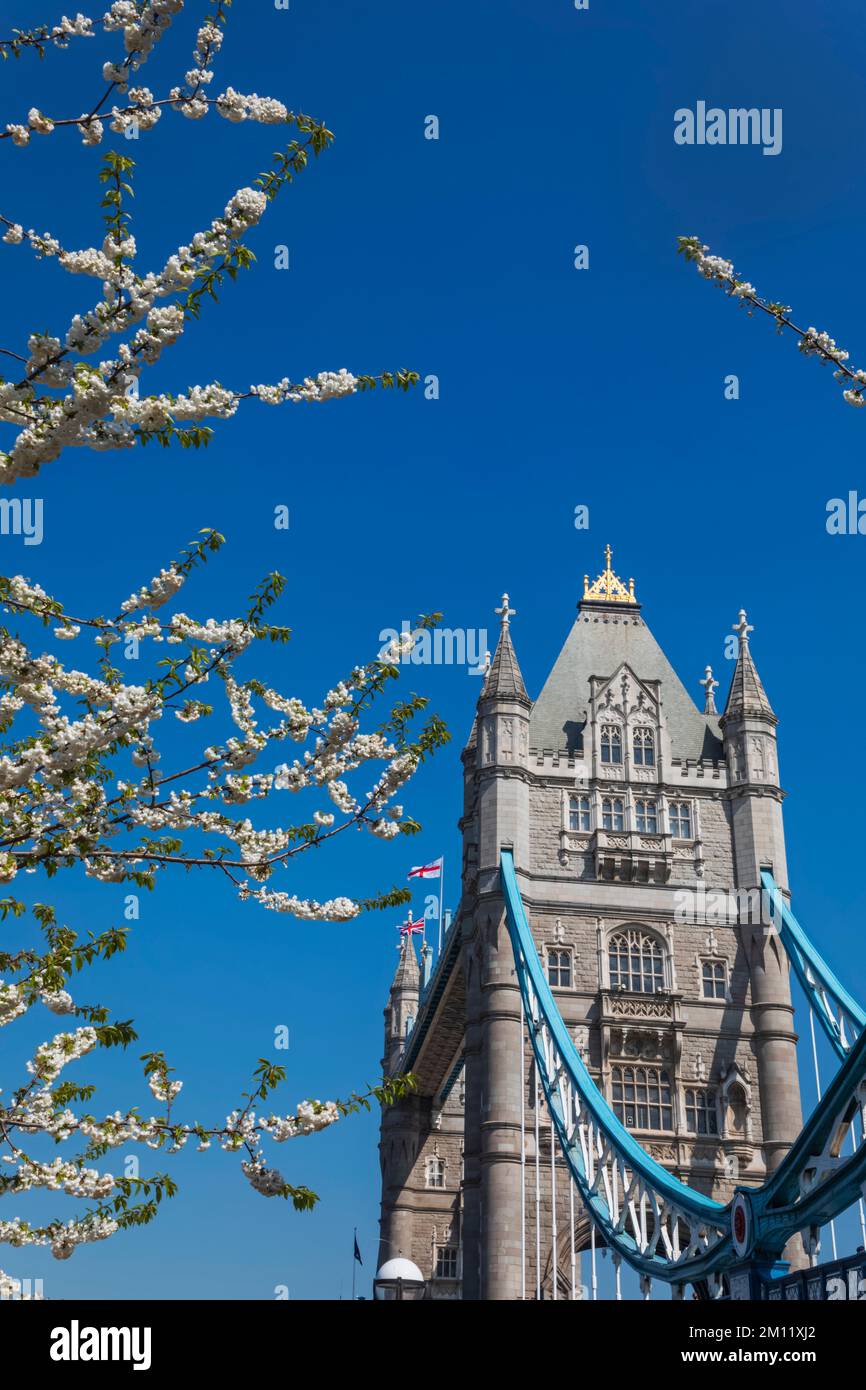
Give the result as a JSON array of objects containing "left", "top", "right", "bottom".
[
  {"left": 602, "top": 796, "right": 624, "bottom": 831},
  {"left": 568, "top": 794, "right": 591, "bottom": 832},
  {"left": 633, "top": 727, "right": 655, "bottom": 766},
  {"left": 608, "top": 929, "right": 666, "bottom": 993},
  {"left": 611, "top": 1064, "right": 673, "bottom": 1131},
  {"left": 600, "top": 725, "right": 622, "bottom": 764}
]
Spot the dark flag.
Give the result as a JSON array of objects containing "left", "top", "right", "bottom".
[{"left": 353, "top": 1234, "right": 363, "bottom": 1267}]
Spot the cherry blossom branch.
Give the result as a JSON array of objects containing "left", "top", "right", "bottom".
[
  {"left": 0, "top": 531, "right": 448, "bottom": 921},
  {"left": 2, "top": 2, "right": 292, "bottom": 149},
  {"left": 678, "top": 235, "right": 866, "bottom": 408},
  {"left": 0, "top": 141, "right": 418, "bottom": 483}
]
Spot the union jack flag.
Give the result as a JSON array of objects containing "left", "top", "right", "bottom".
[{"left": 398, "top": 916, "right": 426, "bottom": 936}]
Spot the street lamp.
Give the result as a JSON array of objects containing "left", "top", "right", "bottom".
[{"left": 373, "top": 1257, "right": 426, "bottom": 1301}]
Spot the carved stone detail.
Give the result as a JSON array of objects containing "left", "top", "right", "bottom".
[{"left": 608, "top": 994, "right": 673, "bottom": 1021}]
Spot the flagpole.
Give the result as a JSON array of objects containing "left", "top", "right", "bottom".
[
  {"left": 352, "top": 1228, "right": 357, "bottom": 1301},
  {"left": 438, "top": 855, "right": 445, "bottom": 956}
]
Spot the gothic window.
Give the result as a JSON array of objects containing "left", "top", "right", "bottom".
[
  {"left": 701, "top": 960, "right": 727, "bottom": 1000},
  {"left": 568, "top": 794, "right": 591, "bottom": 832},
  {"left": 602, "top": 796, "right": 625, "bottom": 831},
  {"left": 609, "top": 929, "right": 666, "bottom": 993},
  {"left": 434, "top": 1247, "right": 459, "bottom": 1279},
  {"left": 426, "top": 1157, "right": 446, "bottom": 1189},
  {"left": 685, "top": 1087, "right": 718, "bottom": 1135},
  {"left": 547, "top": 948, "right": 572, "bottom": 988},
  {"left": 600, "top": 725, "right": 622, "bottom": 764},
  {"left": 611, "top": 1065, "right": 673, "bottom": 1132},
  {"left": 633, "top": 727, "right": 655, "bottom": 766},
  {"left": 669, "top": 800, "right": 692, "bottom": 838},
  {"left": 635, "top": 798, "right": 658, "bottom": 833}
]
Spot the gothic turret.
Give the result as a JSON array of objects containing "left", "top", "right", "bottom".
[
  {"left": 382, "top": 935, "right": 420, "bottom": 1075},
  {"left": 462, "top": 593, "right": 534, "bottom": 1299},
  {"left": 721, "top": 610, "right": 801, "bottom": 1192},
  {"left": 475, "top": 594, "right": 532, "bottom": 871},
  {"left": 719, "top": 610, "right": 784, "bottom": 860},
  {"left": 378, "top": 933, "right": 423, "bottom": 1275}
]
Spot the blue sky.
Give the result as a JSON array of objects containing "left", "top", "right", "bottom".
[{"left": 2, "top": 0, "right": 866, "bottom": 1299}]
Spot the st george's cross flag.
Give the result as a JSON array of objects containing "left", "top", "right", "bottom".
[{"left": 408, "top": 857, "right": 443, "bottom": 881}]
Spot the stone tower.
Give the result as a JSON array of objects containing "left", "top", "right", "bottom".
[{"left": 376, "top": 549, "right": 803, "bottom": 1299}]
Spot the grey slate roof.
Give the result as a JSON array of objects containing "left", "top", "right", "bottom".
[
  {"left": 723, "top": 640, "right": 775, "bottom": 720},
  {"left": 481, "top": 625, "right": 530, "bottom": 703},
  {"left": 528, "top": 604, "right": 724, "bottom": 761}
]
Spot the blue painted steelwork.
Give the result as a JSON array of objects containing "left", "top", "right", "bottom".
[
  {"left": 500, "top": 851, "right": 866, "bottom": 1286},
  {"left": 761, "top": 870, "right": 864, "bottom": 1061}
]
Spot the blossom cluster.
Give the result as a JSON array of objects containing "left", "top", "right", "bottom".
[{"left": 4, "top": 4, "right": 300, "bottom": 148}]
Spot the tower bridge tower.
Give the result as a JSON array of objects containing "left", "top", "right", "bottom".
[{"left": 377, "top": 549, "right": 803, "bottom": 1299}]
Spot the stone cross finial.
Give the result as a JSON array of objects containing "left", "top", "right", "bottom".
[
  {"left": 700, "top": 664, "right": 719, "bottom": 715},
  {"left": 495, "top": 593, "right": 515, "bottom": 628},
  {"left": 733, "top": 610, "right": 754, "bottom": 646}
]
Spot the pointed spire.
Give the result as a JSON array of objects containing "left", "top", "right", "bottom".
[
  {"left": 700, "top": 664, "right": 719, "bottom": 715},
  {"left": 481, "top": 593, "right": 530, "bottom": 702},
  {"left": 390, "top": 931, "right": 420, "bottom": 993},
  {"left": 723, "top": 610, "right": 776, "bottom": 720}
]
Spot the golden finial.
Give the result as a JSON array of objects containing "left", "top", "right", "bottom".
[{"left": 582, "top": 544, "right": 637, "bottom": 605}]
